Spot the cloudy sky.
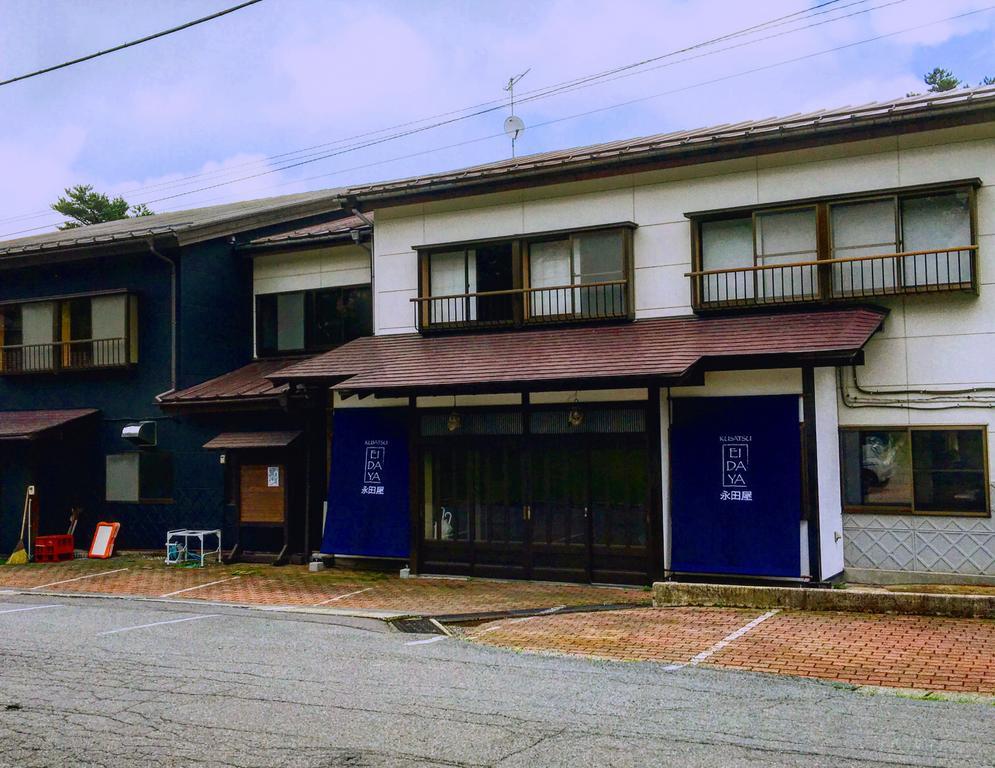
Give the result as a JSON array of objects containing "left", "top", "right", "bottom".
[{"left": 1, "top": 0, "right": 993, "bottom": 237}]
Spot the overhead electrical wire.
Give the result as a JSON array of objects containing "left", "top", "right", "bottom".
[
  {"left": 41, "top": 0, "right": 995, "bottom": 230},
  {"left": 52, "top": 0, "right": 917, "bottom": 217},
  {"left": 5, "top": 0, "right": 864, "bottom": 219},
  {"left": 122, "top": 0, "right": 980, "bottom": 210},
  {"left": 4, "top": 2, "right": 992, "bottom": 236},
  {"left": 0, "top": 0, "right": 869, "bottom": 227},
  {"left": 0, "top": 0, "right": 263, "bottom": 88}
]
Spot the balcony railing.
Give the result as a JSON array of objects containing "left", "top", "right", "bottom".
[
  {"left": 0, "top": 337, "right": 129, "bottom": 375},
  {"left": 411, "top": 280, "right": 630, "bottom": 331},
  {"left": 687, "top": 246, "right": 978, "bottom": 310}
]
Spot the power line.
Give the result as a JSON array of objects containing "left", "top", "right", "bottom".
[
  {"left": 5, "top": 2, "right": 990, "bottom": 236},
  {"left": 112, "top": 3, "right": 995, "bottom": 209},
  {"left": 127, "top": 0, "right": 912, "bottom": 208},
  {"left": 0, "top": 0, "right": 862, "bottom": 226},
  {"left": 0, "top": 0, "right": 263, "bottom": 88}
]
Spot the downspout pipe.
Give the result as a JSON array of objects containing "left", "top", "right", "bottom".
[{"left": 148, "top": 238, "right": 177, "bottom": 397}]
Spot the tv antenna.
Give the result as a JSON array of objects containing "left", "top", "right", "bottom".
[{"left": 503, "top": 68, "right": 530, "bottom": 158}]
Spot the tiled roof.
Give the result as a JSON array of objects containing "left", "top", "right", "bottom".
[
  {"left": 0, "top": 409, "right": 99, "bottom": 441},
  {"left": 157, "top": 358, "right": 307, "bottom": 407},
  {"left": 270, "top": 308, "right": 885, "bottom": 395},
  {"left": 243, "top": 213, "right": 373, "bottom": 248},
  {"left": 203, "top": 431, "right": 302, "bottom": 449},
  {"left": 344, "top": 86, "right": 995, "bottom": 203},
  {"left": 0, "top": 188, "right": 344, "bottom": 259}
]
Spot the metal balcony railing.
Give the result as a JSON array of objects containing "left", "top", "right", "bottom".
[
  {"left": 687, "top": 246, "right": 978, "bottom": 310},
  {"left": 412, "top": 280, "right": 629, "bottom": 331},
  {"left": 0, "top": 337, "right": 129, "bottom": 375}
]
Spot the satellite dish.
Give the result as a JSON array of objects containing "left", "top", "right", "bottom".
[{"left": 504, "top": 115, "right": 525, "bottom": 139}]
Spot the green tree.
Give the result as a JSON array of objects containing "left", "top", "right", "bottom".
[
  {"left": 908, "top": 69, "right": 994, "bottom": 97},
  {"left": 51, "top": 184, "right": 154, "bottom": 230},
  {"left": 923, "top": 67, "right": 961, "bottom": 92}
]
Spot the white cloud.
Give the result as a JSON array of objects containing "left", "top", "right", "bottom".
[{"left": 0, "top": 125, "right": 87, "bottom": 237}]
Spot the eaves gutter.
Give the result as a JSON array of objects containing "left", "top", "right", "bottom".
[
  {"left": 234, "top": 227, "right": 371, "bottom": 255},
  {"left": 0, "top": 198, "right": 346, "bottom": 266},
  {"left": 345, "top": 103, "right": 995, "bottom": 211},
  {"left": 0, "top": 232, "right": 179, "bottom": 270}
]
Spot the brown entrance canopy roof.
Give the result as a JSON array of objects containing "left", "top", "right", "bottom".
[
  {"left": 157, "top": 358, "right": 308, "bottom": 410},
  {"left": 203, "top": 431, "right": 302, "bottom": 450},
  {"left": 270, "top": 308, "right": 885, "bottom": 396},
  {"left": 0, "top": 409, "right": 99, "bottom": 441}
]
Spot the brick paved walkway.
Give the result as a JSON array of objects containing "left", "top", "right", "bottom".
[
  {"left": 0, "top": 558, "right": 649, "bottom": 615},
  {"left": 468, "top": 607, "right": 995, "bottom": 695}
]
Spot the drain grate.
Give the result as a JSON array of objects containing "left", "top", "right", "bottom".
[{"left": 390, "top": 617, "right": 448, "bottom": 635}]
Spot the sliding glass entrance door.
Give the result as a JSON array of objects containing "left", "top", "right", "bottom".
[
  {"left": 529, "top": 443, "right": 589, "bottom": 582},
  {"left": 421, "top": 439, "right": 526, "bottom": 578},
  {"left": 589, "top": 442, "right": 649, "bottom": 584},
  {"left": 419, "top": 408, "right": 652, "bottom": 584}
]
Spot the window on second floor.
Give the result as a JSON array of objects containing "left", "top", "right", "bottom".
[
  {"left": 693, "top": 184, "right": 976, "bottom": 308},
  {"left": 416, "top": 224, "right": 633, "bottom": 331},
  {"left": 256, "top": 284, "right": 372, "bottom": 356},
  {"left": 0, "top": 292, "right": 137, "bottom": 375}
]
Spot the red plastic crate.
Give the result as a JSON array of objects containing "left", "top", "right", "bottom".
[{"left": 34, "top": 534, "right": 74, "bottom": 563}]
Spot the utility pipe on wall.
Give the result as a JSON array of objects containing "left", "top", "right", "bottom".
[{"left": 148, "top": 239, "right": 177, "bottom": 395}]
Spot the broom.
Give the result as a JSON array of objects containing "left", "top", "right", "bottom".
[{"left": 7, "top": 487, "right": 33, "bottom": 566}]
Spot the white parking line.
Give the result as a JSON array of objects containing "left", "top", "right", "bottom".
[
  {"left": 0, "top": 604, "right": 61, "bottom": 615},
  {"left": 160, "top": 576, "right": 240, "bottom": 598},
  {"left": 405, "top": 636, "right": 446, "bottom": 646},
  {"left": 314, "top": 587, "right": 373, "bottom": 605},
  {"left": 474, "top": 625, "right": 503, "bottom": 635},
  {"left": 663, "top": 609, "right": 781, "bottom": 671},
  {"left": 29, "top": 567, "right": 129, "bottom": 590},
  {"left": 98, "top": 614, "right": 219, "bottom": 636}
]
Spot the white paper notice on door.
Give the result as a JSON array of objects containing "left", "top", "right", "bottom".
[{"left": 267, "top": 466, "right": 280, "bottom": 487}]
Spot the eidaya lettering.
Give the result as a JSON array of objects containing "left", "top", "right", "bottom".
[
  {"left": 720, "top": 439, "right": 752, "bottom": 494},
  {"left": 363, "top": 442, "right": 388, "bottom": 486}
]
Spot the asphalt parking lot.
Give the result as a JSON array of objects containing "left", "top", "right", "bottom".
[{"left": 1, "top": 593, "right": 993, "bottom": 768}]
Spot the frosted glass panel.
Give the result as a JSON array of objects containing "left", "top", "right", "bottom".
[
  {"left": 276, "top": 292, "right": 304, "bottom": 351},
  {"left": 430, "top": 250, "right": 474, "bottom": 323},
  {"left": 572, "top": 231, "right": 625, "bottom": 316},
  {"left": 902, "top": 192, "right": 973, "bottom": 287},
  {"left": 91, "top": 295, "right": 127, "bottom": 339},
  {"left": 756, "top": 208, "right": 817, "bottom": 259},
  {"left": 755, "top": 209, "right": 817, "bottom": 300},
  {"left": 831, "top": 200, "right": 897, "bottom": 295},
  {"left": 21, "top": 302, "right": 54, "bottom": 371},
  {"left": 701, "top": 217, "right": 753, "bottom": 302},
  {"left": 573, "top": 230, "right": 623, "bottom": 282},
  {"left": 529, "top": 239, "right": 572, "bottom": 316}
]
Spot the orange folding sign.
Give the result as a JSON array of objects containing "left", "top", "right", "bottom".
[{"left": 88, "top": 522, "right": 121, "bottom": 559}]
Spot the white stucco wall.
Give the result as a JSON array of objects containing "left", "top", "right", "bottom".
[
  {"left": 253, "top": 243, "right": 371, "bottom": 296},
  {"left": 251, "top": 243, "right": 372, "bottom": 356},
  {"left": 369, "top": 121, "right": 995, "bottom": 579}
]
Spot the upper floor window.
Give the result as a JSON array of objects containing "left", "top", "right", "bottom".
[
  {"left": 428, "top": 244, "right": 514, "bottom": 325},
  {"left": 692, "top": 184, "right": 976, "bottom": 310},
  {"left": 415, "top": 224, "right": 633, "bottom": 332},
  {"left": 256, "top": 285, "right": 372, "bottom": 357},
  {"left": 0, "top": 292, "right": 137, "bottom": 375}
]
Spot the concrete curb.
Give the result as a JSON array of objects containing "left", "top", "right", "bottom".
[{"left": 652, "top": 582, "right": 995, "bottom": 619}]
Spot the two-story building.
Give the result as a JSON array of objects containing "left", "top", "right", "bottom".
[
  {"left": 274, "top": 86, "right": 995, "bottom": 586},
  {"left": 0, "top": 192, "right": 367, "bottom": 560}
]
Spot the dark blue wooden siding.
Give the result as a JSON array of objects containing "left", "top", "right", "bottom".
[{"left": 0, "top": 241, "right": 261, "bottom": 552}]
